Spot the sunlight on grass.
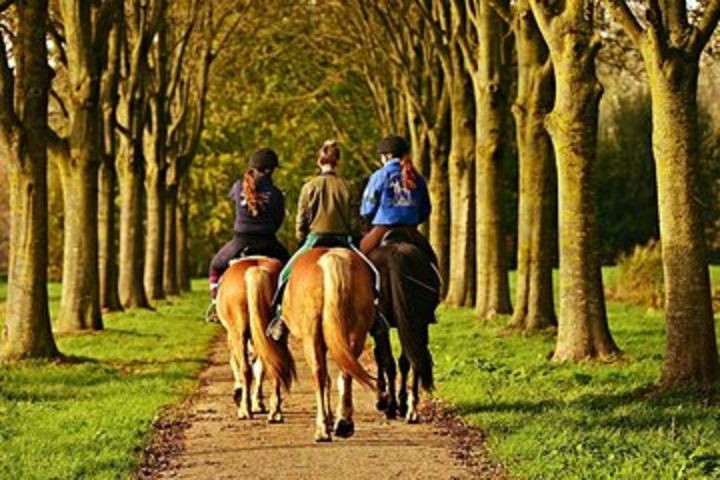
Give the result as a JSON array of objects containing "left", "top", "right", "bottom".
[
  {"left": 430, "top": 267, "right": 720, "bottom": 480},
  {"left": 0, "top": 280, "right": 220, "bottom": 480}
]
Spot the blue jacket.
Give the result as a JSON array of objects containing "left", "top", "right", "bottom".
[
  {"left": 230, "top": 175, "right": 285, "bottom": 235},
  {"left": 360, "top": 159, "right": 431, "bottom": 226}
]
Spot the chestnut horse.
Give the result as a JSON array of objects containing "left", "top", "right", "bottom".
[
  {"left": 282, "top": 248, "right": 376, "bottom": 442},
  {"left": 216, "top": 257, "right": 295, "bottom": 422}
]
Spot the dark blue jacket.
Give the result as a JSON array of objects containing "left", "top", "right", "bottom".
[
  {"left": 230, "top": 175, "right": 285, "bottom": 235},
  {"left": 360, "top": 159, "right": 431, "bottom": 226}
]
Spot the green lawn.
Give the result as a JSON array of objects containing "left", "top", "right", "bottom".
[
  {"left": 0, "top": 281, "right": 220, "bottom": 480},
  {"left": 429, "top": 267, "right": 720, "bottom": 480}
]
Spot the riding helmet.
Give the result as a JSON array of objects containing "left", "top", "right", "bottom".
[
  {"left": 249, "top": 148, "right": 279, "bottom": 170},
  {"left": 377, "top": 135, "right": 410, "bottom": 158}
]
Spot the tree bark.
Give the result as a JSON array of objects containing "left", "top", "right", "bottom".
[
  {"left": 444, "top": 53, "right": 477, "bottom": 307},
  {"left": 530, "top": 0, "right": 619, "bottom": 360},
  {"left": 1, "top": 0, "right": 59, "bottom": 359},
  {"left": 646, "top": 54, "right": 719, "bottom": 386},
  {"left": 117, "top": 135, "right": 150, "bottom": 309},
  {"left": 56, "top": 159, "right": 102, "bottom": 331},
  {"left": 98, "top": 159, "right": 122, "bottom": 311},
  {"left": 163, "top": 182, "right": 180, "bottom": 295},
  {"left": 55, "top": 0, "right": 109, "bottom": 331},
  {"left": 472, "top": 0, "right": 513, "bottom": 319},
  {"left": 177, "top": 181, "right": 191, "bottom": 292},
  {"left": 144, "top": 157, "right": 167, "bottom": 300},
  {"left": 508, "top": 0, "right": 557, "bottom": 330},
  {"left": 428, "top": 95, "right": 451, "bottom": 294}
]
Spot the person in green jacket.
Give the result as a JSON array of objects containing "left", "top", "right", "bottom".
[{"left": 267, "top": 139, "right": 378, "bottom": 340}]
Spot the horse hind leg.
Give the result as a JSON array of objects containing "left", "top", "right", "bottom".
[
  {"left": 305, "top": 338, "right": 331, "bottom": 442},
  {"left": 251, "top": 355, "right": 267, "bottom": 414},
  {"left": 334, "top": 372, "right": 354, "bottom": 438},
  {"left": 374, "top": 331, "right": 398, "bottom": 419},
  {"left": 398, "top": 353, "right": 410, "bottom": 418},
  {"left": 229, "top": 330, "right": 253, "bottom": 420},
  {"left": 267, "top": 379, "right": 284, "bottom": 424},
  {"left": 406, "top": 369, "right": 421, "bottom": 424}
]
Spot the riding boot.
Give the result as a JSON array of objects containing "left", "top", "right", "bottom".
[{"left": 266, "top": 282, "right": 288, "bottom": 341}]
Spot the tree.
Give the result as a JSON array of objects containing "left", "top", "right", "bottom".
[
  {"left": 529, "top": 0, "right": 619, "bottom": 359},
  {"left": 606, "top": 0, "right": 720, "bottom": 386},
  {"left": 49, "top": 0, "right": 118, "bottom": 331},
  {"left": 0, "top": 0, "right": 59, "bottom": 359},
  {"left": 418, "top": 0, "right": 477, "bottom": 307},
  {"left": 98, "top": 17, "right": 122, "bottom": 312},
  {"left": 116, "top": 0, "right": 164, "bottom": 309},
  {"left": 461, "top": 0, "right": 513, "bottom": 319},
  {"left": 492, "top": 0, "right": 557, "bottom": 330}
]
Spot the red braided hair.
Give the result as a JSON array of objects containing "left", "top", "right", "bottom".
[
  {"left": 242, "top": 168, "right": 260, "bottom": 216},
  {"left": 400, "top": 157, "right": 418, "bottom": 190}
]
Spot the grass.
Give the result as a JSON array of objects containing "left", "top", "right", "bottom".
[
  {"left": 0, "top": 280, "right": 220, "bottom": 480},
  {"left": 429, "top": 267, "right": 720, "bottom": 480}
]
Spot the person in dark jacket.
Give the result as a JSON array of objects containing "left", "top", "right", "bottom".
[
  {"left": 360, "top": 135, "right": 436, "bottom": 264},
  {"left": 206, "top": 148, "right": 290, "bottom": 321}
]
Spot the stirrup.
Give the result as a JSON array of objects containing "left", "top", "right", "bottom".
[
  {"left": 266, "top": 315, "right": 287, "bottom": 341},
  {"left": 204, "top": 301, "right": 220, "bottom": 324}
]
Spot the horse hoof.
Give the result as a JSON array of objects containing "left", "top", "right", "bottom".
[
  {"left": 253, "top": 402, "right": 268, "bottom": 414},
  {"left": 314, "top": 430, "right": 332, "bottom": 442},
  {"left": 376, "top": 394, "right": 389, "bottom": 412},
  {"left": 334, "top": 419, "right": 355, "bottom": 438},
  {"left": 385, "top": 407, "right": 397, "bottom": 420},
  {"left": 406, "top": 412, "right": 419, "bottom": 424},
  {"left": 267, "top": 412, "right": 284, "bottom": 424},
  {"left": 398, "top": 404, "right": 408, "bottom": 418},
  {"left": 237, "top": 408, "right": 253, "bottom": 420},
  {"left": 233, "top": 388, "right": 243, "bottom": 406}
]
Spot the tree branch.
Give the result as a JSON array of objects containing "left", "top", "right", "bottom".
[
  {"left": 690, "top": 0, "right": 720, "bottom": 55},
  {"left": 604, "top": 0, "right": 644, "bottom": 47}
]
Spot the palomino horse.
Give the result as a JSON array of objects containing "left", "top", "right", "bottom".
[
  {"left": 216, "top": 257, "right": 295, "bottom": 422},
  {"left": 282, "top": 248, "right": 376, "bottom": 442},
  {"left": 369, "top": 230, "right": 440, "bottom": 423}
]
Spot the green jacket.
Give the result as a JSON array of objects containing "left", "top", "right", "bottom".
[{"left": 296, "top": 172, "right": 355, "bottom": 240}]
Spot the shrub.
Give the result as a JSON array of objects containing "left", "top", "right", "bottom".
[{"left": 611, "top": 240, "right": 665, "bottom": 309}]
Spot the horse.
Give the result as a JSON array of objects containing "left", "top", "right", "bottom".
[
  {"left": 282, "top": 247, "right": 376, "bottom": 442},
  {"left": 369, "top": 230, "right": 440, "bottom": 423},
  {"left": 216, "top": 257, "right": 295, "bottom": 422}
]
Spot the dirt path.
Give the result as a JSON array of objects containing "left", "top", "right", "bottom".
[{"left": 142, "top": 334, "right": 501, "bottom": 479}]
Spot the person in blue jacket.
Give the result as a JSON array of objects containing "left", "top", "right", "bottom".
[
  {"left": 359, "top": 135, "right": 436, "bottom": 264},
  {"left": 205, "top": 148, "right": 290, "bottom": 321}
]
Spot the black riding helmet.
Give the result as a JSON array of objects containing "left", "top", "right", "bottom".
[
  {"left": 377, "top": 135, "right": 410, "bottom": 158},
  {"left": 248, "top": 148, "right": 279, "bottom": 170}
]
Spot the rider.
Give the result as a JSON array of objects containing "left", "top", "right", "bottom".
[
  {"left": 360, "top": 135, "right": 436, "bottom": 264},
  {"left": 266, "top": 139, "right": 377, "bottom": 340},
  {"left": 206, "top": 148, "right": 290, "bottom": 321}
]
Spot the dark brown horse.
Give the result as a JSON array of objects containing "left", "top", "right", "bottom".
[
  {"left": 216, "top": 257, "right": 295, "bottom": 422},
  {"left": 282, "top": 248, "right": 376, "bottom": 441},
  {"left": 369, "top": 230, "right": 440, "bottom": 422}
]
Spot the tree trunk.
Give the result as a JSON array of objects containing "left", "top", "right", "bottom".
[
  {"left": 117, "top": 136, "right": 150, "bottom": 309},
  {"left": 444, "top": 62, "right": 476, "bottom": 307},
  {"left": 645, "top": 54, "right": 719, "bottom": 387},
  {"left": 544, "top": 28, "right": 618, "bottom": 360},
  {"left": 177, "top": 185, "right": 191, "bottom": 292},
  {"left": 56, "top": 160, "right": 102, "bottom": 331},
  {"left": 428, "top": 107, "right": 451, "bottom": 294},
  {"left": 508, "top": 0, "right": 557, "bottom": 330},
  {"left": 473, "top": 0, "right": 512, "bottom": 319},
  {"left": 163, "top": 182, "right": 179, "bottom": 295},
  {"left": 144, "top": 162, "right": 166, "bottom": 300},
  {"left": 98, "top": 160, "right": 122, "bottom": 311},
  {"left": 1, "top": 0, "right": 59, "bottom": 360}
]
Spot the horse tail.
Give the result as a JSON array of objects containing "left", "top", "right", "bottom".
[
  {"left": 246, "top": 266, "right": 295, "bottom": 391},
  {"left": 318, "top": 250, "right": 376, "bottom": 391},
  {"left": 389, "top": 249, "right": 434, "bottom": 391}
]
